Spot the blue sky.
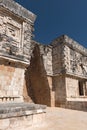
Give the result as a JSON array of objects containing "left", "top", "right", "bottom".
[{"left": 15, "top": 0, "right": 87, "bottom": 48}]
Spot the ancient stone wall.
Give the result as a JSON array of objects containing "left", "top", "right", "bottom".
[
  {"left": 39, "top": 44, "right": 53, "bottom": 75},
  {"left": 0, "top": 0, "right": 36, "bottom": 22},
  {"left": 0, "top": 1, "right": 47, "bottom": 129},
  {"left": 0, "top": 5, "right": 35, "bottom": 63},
  {"left": 0, "top": 0, "right": 87, "bottom": 112},
  {"left": 64, "top": 36, "right": 87, "bottom": 78},
  {"left": 66, "top": 77, "right": 79, "bottom": 98},
  {"left": 53, "top": 75, "right": 66, "bottom": 107},
  {"left": 51, "top": 35, "right": 87, "bottom": 109},
  {"left": 29, "top": 36, "right": 87, "bottom": 108},
  {"left": 0, "top": 0, "right": 36, "bottom": 103},
  {"left": 0, "top": 59, "right": 26, "bottom": 102},
  {"left": 52, "top": 39, "right": 65, "bottom": 75},
  {"left": 51, "top": 35, "right": 87, "bottom": 78},
  {"left": 26, "top": 44, "right": 52, "bottom": 106}
]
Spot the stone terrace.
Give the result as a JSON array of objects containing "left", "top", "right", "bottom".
[{"left": 0, "top": 103, "right": 46, "bottom": 130}]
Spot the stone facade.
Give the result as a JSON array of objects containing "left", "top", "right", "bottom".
[
  {"left": 0, "top": 0, "right": 46, "bottom": 129},
  {"left": 0, "top": 2, "right": 87, "bottom": 129},
  {"left": 51, "top": 35, "right": 87, "bottom": 110},
  {"left": 0, "top": 0, "right": 36, "bottom": 64},
  {"left": 28, "top": 36, "right": 87, "bottom": 111},
  {"left": 0, "top": 0, "right": 36, "bottom": 103},
  {"left": 27, "top": 43, "right": 53, "bottom": 106},
  {"left": 0, "top": 60, "right": 25, "bottom": 103},
  {"left": 0, "top": 0, "right": 87, "bottom": 129}
]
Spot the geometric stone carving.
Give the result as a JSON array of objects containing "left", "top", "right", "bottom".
[
  {"left": 6, "top": 23, "right": 21, "bottom": 44},
  {"left": 0, "top": 0, "right": 36, "bottom": 64},
  {"left": 0, "top": 14, "right": 22, "bottom": 46},
  {"left": 51, "top": 35, "right": 87, "bottom": 78}
]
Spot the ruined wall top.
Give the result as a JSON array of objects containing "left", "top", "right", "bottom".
[
  {"left": 51, "top": 35, "right": 87, "bottom": 56},
  {"left": 0, "top": 0, "right": 36, "bottom": 23},
  {"left": 51, "top": 35, "right": 87, "bottom": 78}
]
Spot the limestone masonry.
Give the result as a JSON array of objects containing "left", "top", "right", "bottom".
[
  {"left": 0, "top": 0, "right": 46, "bottom": 129},
  {"left": 0, "top": 0, "right": 87, "bottom": 129}
]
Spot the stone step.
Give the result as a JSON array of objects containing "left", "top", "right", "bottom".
[{"left": 0, "top": 103, "right": 46, "bottom": 130}]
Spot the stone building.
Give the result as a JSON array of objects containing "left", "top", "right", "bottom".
[
  {"left": 0, "top": 0, "right": 87, "bottom": 121},
  {"left": 0, "top": 0, "right": 36, "bottom": 103},
  {"left": 0, "top": 0, "right": 46, "bottom": 129},
  {"left": 51, "top": 35, "right": 87, "bottom": 110},
  {"left": 29, "top": 36, "right": 87, "bottom": 111}
]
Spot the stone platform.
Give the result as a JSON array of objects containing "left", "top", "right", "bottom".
[{"left": 0, "top": 103, "right": 46, "bottom": 130}]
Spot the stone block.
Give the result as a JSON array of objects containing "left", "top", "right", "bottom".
[
  {"left": 0, "top": 119, "right": 10, "bottom": 130},
  {"left": 0, "top": 103, "right": 46, "bottom": 129}
]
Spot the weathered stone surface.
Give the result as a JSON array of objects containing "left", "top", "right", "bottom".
[
  {"left": 0, "top": 59, "right": 25, "bottom": 103},
  {"left": 0, "top": 1, "right": 47, "bottom": 130},
  {"left": 0, "top": 103, "right": 46, "bottom": 118},
  {"left": 0, "top": 0, "right": 37, "bottom": 105},
  {"left": 39, "top": 44, "right": 53, "bottom": 75},
  {"left": 0, "top": 103, "right": 46, "bottom": 130},
  {"left": 27, "top": 37, "right": 87, "bottom": 110},
  {"left": 0, "top": 0, "right": 36, "bottom": 64},
  {"left": 51, "top": 35, "right": 87, "bottom": 78},
  {"left": 0, "top": 0, "right": 87, "bottom": 121},
  {"left": 0, "top": 0, "right": 36, "bottom": 23},
  {"left": 51, "top": 35, "right": 87, "bottom": 110}
]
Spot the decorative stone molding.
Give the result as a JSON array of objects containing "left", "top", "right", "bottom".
[
  {"left": 0, "top": 0, "right": 36, "bottom": 23},
  {"left": 0, "top": 0, "right": 36, "bottom": 65},
  {"left": 51, "top": 35, "right": 87, "bottom": 78}
]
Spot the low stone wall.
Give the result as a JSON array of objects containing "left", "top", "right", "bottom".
[
  {"left": 0, "top": 103, "right": 46, "bottom": 130},
  {"left": 56, "top": 101, "right": 87, "bottom": 111},
  {"left": 65, "top": 101, "right": 87, "bottom": 111}
]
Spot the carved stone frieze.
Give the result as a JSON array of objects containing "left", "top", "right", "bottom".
[
  {"left": 51, "top": 35, "right": 87, "bottom": 78},
  {"left": 0, "top": 3, "right": 36, "bottom": 64},
  {"left": 0, "top": 34, "right": 19, "bottom": 55},
  {"left": 0, "top": 13, "right": 22, "bottom": 44},
  {"left": 64, "top": 46, "right": 87, "bottom": 77}
]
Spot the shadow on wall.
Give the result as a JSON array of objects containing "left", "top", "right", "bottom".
[{"left": 25, "top": 45, "right": 51, "bottom": 106}]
